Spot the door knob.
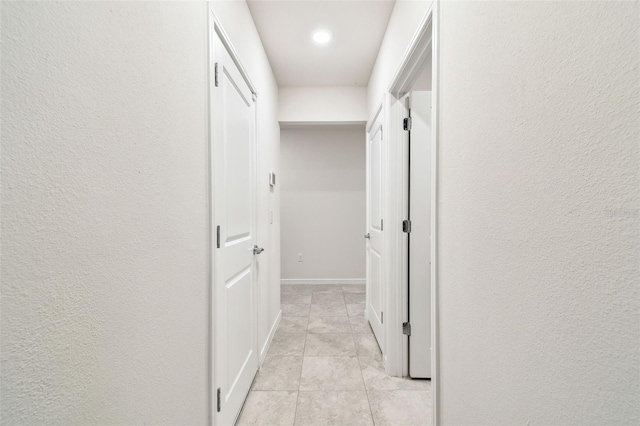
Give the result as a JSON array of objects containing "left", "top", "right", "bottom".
[
  {"left": 253, "top": 245, "right": 264, "bottom": 255},
  {"left": 364, "top": 233, "right": 371, "bottom": 239}
]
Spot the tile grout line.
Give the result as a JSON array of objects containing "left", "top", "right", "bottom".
[
  {"left": 292, "top": 299, "right": 310, "bottom": 426},
  {"left": 353, "top": 320, "right": 377, "bottom": 426}
]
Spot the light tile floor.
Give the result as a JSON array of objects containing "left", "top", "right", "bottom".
[{"left": 237, "top": 284, "right": 431, "bottom": 426}]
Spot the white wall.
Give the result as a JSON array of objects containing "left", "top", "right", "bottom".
[
  {"left": 280, "top": 126, "right": 366, "bottom": 281},
  {"left": 367, "top": 0, "right": 430, "bottom": 120},
  {"left": 413, "top": 55, "right": 432, "bottom": 92},
  {"left": 437, "top": 1, "right": 640, "bottom": 424},
  {"left": 1, "top": 0, "right": 281, "bottom": 424},
  {"left": 210, "top": 0, "right": 281, "bottom": 362},
  {"left": 280, "top": 86, "right": 367, "bottom": 124},
  {"left": 1, "top": 2, "right": 209, "bottom": 424}
]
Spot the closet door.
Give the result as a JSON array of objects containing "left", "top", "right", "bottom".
[
  {"left": 211, "top": 21, "right": 259, "bottom": 425},
  {"left": 366, "top": 105, "right": 385, "bottom": 352}
]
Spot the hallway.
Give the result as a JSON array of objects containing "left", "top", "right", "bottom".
[
  {"left": 3, "top": 1, "right": 638, "bottom": 424},
  {"left": 237, "top": 284, "right": 431, "bottom": 425}
]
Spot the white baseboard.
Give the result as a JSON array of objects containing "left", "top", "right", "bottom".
[
  {"left": 281, "top": 279, "right": 365, "bottom": 285},
  {"left": 260, "top": 310, "right": 282, "bottom": 365}
]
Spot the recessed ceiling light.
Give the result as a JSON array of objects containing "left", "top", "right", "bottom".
[{"left": 312, "top": 29, "right": 333, "bottom": 45}]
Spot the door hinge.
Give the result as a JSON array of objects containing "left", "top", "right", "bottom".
[
  {"left": 381, "top": 312, "right": 384, "bottom": 324},
  {"left": 214, "top": 63, "right": 219, "bottom": 87},
  {"left": 403, "top": 117, "right": 412, "bottom": 131},
  {"left": 403, "top": 322, "right": 411, "bottom": 336},
  {"left": 402, "top": 220, "right": 412, "bottom": 233},
  {"left": 216, "top": 387, "right": 221, "bottom": 412},
  {"left": 216, "top": 225, "right": 221, "bottom": 249},
  {"left": 380, "top": 219, "right": 384, "bottom": 231}
]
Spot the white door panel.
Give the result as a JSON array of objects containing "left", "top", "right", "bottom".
[
  {"left": 212, "top": 26, "right": 258, "bottom": 426},
  {"left": 366, "top": 111, "right": 385, "bottom": 352},
  {"left": 408, "top": 91, "right": 431, "bottom": 379},
  {"left": 369, "top": 249, "right": 383, "bottom": 325},
  {"left": 370, "top": 127, "right": 383, "bottom": 231}
]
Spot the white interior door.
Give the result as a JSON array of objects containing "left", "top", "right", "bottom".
[
  {"left": 366, "top": 109, "right": 385, "bottom": 352},
  {"left": 212, "top": 29, "right": 258, "bottom": 426},
  {"left": 408, "top": 91, "right": 431, "bottom": 378}
]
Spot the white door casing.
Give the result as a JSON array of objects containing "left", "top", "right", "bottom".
[
  {"left": 366, "top": 104, "right": 385, "bottom": 352},
  {"left": 382, "top": 2, "right": 437, "bottom": 422},
  {"left": 211, "top": 18, "right": 258, "bottom": 426},
  {"left": 408, "top": 91, "right": 432, "bottom": 379}
]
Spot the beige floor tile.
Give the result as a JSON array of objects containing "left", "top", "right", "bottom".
[
  {"left": 359, "top": 357, "right": 431, "bottom": 391},
  {"left": 237, "top": 390, "right": 298, "bottom": 425},
  {"left": 311, "top": 292, "right": 344, "bottom": 304},
  {"left": 344, "top": 293, "right": 366, "bottom": 304},
  {"left": 354, "top": 333, "right": 382, "bottom": 360},
  {"left": 282, "top": 284, "right": 314, "bottom": 294},
  {"left": 282, "top": 303, "right": 310, "bottom": 317},
  {"left": 278, "top": 316, "right": 309, "bottom": 334},
  {"left": 346, "top": 303, "right": 365, "bottom": 317},
  {"left": 269, "top": 332, "right": 306, "bottom": 356},
  {"left": 341, "top": 285, "right": 366, "bottom": 294},
  {"left": 252, "top": 355, "right": 303, "bottom": 390},
  {"left": 310, "top": 302, "right": 347, "bottom": 317},
  {"left": 308, "top": 316, "right": 351, "bottom": 334},
  {"left": 349, "top": 317, "right": 373, "bottom": 334},
  {"left": 282, "top": 292, "right": 312, "bottom": 304},
  {"left": 304, "top": 333, "right": 356, "bottom": 356},
  {"left": 312, "top": 284, "right": 344, "bottom": 292},
  {"left": 294, "top": 391, "right": 373, "bottom": 426},
  {"left": 367, "top": 390, "right": 431, "bottom": 425},
  {"left": 300, "top": 356, "right": 364, "bottom": 391}
]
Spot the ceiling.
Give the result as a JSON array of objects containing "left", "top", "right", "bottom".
[{"left": 247, "top": 0, "right": 396, "bottom": 87}]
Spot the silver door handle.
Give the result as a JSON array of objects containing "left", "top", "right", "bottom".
[
  {"left": 253, "top": 245, "right": 264, "bottom": 255},
  {"left": 364, "top": 233, "right": 371, "bottom": 239}
]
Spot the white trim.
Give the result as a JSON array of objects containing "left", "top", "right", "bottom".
[
  {"left": 208, "top": 9, "right": 215, "bottom": 426},
  {"left": 431, "top": 2, "right": 440, "bottom": 424},
  {"left": 388, "top": 9, "right": 433, "bottom": 97},
  {"left": 397, "top": 93, "right": 411, "bottom": 378},
  {"left": 281, "top": 279, "right": 365, "bottom": 285},
  {"left": 259, "top": 310, "right": 282, "bottom": 364},
  {"left": 366, "top": 98, "right": 384, "bottom": 133},
  {"left": 207, "top": 8, "right": 213, "bottom": 425},
  {"left": 279, "top": 121, "right": 366, "bottom": 129}
]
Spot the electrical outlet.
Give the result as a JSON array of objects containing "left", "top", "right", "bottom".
[{"left": 298, "top": 253, "right": 303, "bottom": 262}]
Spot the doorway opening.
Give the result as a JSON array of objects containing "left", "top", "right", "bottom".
[
  {"left": 216, "top": 1, "right": 439, "bottom": 424},
  {"left": 386, "top": 5, "right": 439, "bottom": 423},
  {"left": 280, "top": 124, "right": 367, "bottom": 292}
]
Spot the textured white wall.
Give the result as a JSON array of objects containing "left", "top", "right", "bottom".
[
  {"left": 210, "top": 0, "right": 281, "bottom": 362},
  {"left": 367, "top": 0, "right": 430, "bottom": 120},
  {"left": 437, "top": 1, "right": 639, "bottom": 424},
  {"left": 1, "top": 0, "right": 281, "bottom": 423},
  {"left": 279, "top": 86, "right": 368, "bottom": 124},
  {"left": 281, "top": 126, "right": 366, "bottom": 280},
  {"left": 1, "top": 2, "right": 209, "bottom": 424}
]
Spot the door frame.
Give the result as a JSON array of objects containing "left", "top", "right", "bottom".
[
  {"left": 208, "top": 7, "right": 259, "bottom": 426},
  {"left": 385, "top": 1, "right": 439, "bottom": 424}
]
